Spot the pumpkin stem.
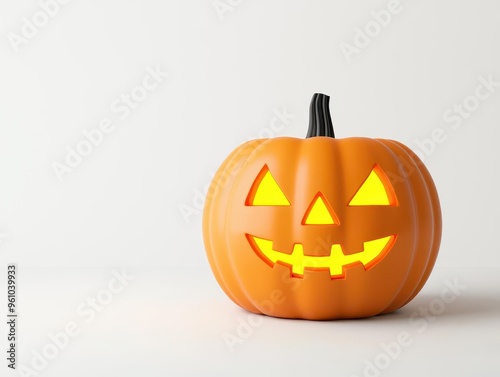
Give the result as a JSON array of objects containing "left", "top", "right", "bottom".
[{"left": 306, "top": 93, "right": 335, "bottom": 138}]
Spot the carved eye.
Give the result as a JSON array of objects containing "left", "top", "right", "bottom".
[
  {"left": 246, "top": 165, "right": 290, "bottom": 206},
  {"left": 348, "top": 165, "right": 398, "bottom": 206}
]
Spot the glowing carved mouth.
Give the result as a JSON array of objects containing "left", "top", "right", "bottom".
[{"left": 246, "top": 234, "right": 397, "bottom": 279}]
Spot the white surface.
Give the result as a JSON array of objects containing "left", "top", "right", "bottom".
[
  {"left": 0, "top": 0, "right": 499, "bottom": 376},
  {"left": 9, "top": 267, "right": 500, "bottom": 376}
]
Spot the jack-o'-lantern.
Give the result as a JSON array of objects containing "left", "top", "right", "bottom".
[{"left": 203, "top": 93, "right": 442, "bottom": 320}]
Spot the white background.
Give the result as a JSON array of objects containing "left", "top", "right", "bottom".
[{"left": 0, "top": 0, "right": 499, "bottom": 376}]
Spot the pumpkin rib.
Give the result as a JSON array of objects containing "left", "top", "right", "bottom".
[
  {"left": 385, "top": 141, "right": 437, "bottom": 309},
  {"left": 336, "top": 138, "right": 353, "bottom": 318},
  {"left": 203, "top": 146, "right": 243, "bottom": 306},
  {"left": 391, "top": 141, "right": 442, "bottom": 306},
  {"left": 372, "top": 138, "right": 421, "bottom": 314},
  {"left": 224, "top": 138, "right": 286, "bottom": 314},
  {"left": 204, "top": 139, "right": 267, "bottom": 312},
  {"left": 288, "top": 139, "right": 309, "bottom": 319},
  {"left": 378, "top": 139, "right": 436, "bottom": 313},
  {"left": 389, "top": 141, "right": 441, "bottom": 304},
  {"left": 388, "top": 142, "right": 441, "bottom": 305},
  {"left": 380, "top": 139, "right": 431, "bottom": 311},
  {"left": 333, "top": 138, "right": 352, "bottom": 319}
]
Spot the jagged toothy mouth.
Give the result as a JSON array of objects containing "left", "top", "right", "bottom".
[{"left": 246, "top": 234, "right": 397, "bottom": 278}]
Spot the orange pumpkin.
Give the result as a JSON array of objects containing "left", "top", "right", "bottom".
[{"left": 203, "top": 93, "right": 442, "bottom": 320}]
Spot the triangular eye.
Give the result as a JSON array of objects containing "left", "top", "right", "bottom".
[
  {"left": 349, "top": 165, "right": 398, "bottom": 206},
  {"left": 246, "top": 165, "right": 290, "bottom": 206},
  {"left": 303, "top": 193, "right": 339, "bottom": 225}
]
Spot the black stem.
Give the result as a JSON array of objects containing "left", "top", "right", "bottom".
[{"left": 306, "top": 93, "right": 335, "bottom": 138}]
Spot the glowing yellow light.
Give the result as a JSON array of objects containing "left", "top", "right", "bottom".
[
  {"left": 247, "top": 166, "right": 290, "bottom": 206},
  {"left": 303, "top": 194, "right": 339, "bottom": 225},
  {"left": 249, "top": 234, "right": 396, "bottom": 278},
  {"left": 349, "top": 165, "right": 397, "bottom": 206}
]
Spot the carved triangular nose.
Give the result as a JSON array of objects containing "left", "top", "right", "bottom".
[{"left": 302, "top": 193, "right": 340, "bottom": 225}]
